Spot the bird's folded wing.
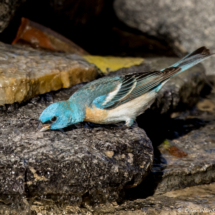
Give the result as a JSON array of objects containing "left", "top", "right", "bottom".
[{"left": 92, "top": 67, "right": 181, "bottom": 110}]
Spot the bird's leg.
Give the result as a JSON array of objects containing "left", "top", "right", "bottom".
[
  {"left": 114, "top": 118, "right": 137, "bottom": 130},
  {"left": 125, "top": 118, "right": 139, "bottom": 129},
  {"left": 125, "top": 118, "right": 135, "bottom": 127}
]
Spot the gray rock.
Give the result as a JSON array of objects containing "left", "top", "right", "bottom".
[
  {"left": 114, "top": 0, "right": 215, "bottom": 75},
  {"left": 100, "top": 183, "right": 215, "bottom": 215},
  {"left": 132, "top": 91, "right": 215, "bottom": 198},
  {"left": 0, "top": 90, "right": 153, "bottom": 209},
  {"left": 0, "top": 0, "right": 26, "bottom": 32},
  {"left": 3, "top": 178, "right": 215, "bottom": 214}
]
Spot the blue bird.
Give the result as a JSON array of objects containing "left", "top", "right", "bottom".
[{"left": 39, "top": 47, "right": 213, "bottom": 131}]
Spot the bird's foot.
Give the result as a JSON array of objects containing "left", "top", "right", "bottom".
[
  {"left": 116, "top": 119, "right": 138, "bottom": 130},
  {"left": 125, "top": 119, "right": 139, "bottom": 128},
  {"left": 129, "top": 121, "right": 139, "bottom": 129}
]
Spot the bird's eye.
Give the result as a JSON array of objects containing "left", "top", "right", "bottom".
[{"left": 51, "top": 116, "right": 57, "bottom": 122}]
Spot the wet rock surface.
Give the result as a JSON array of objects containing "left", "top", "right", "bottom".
[
  {"left": 0, "top": 44, "right": 211, "bottom": 214},
  {"left": 0, "top": 42, "right": 98, "bottom": 105},
  {"left": 114, "top": 0, "right": 215, "bottom": 75},
  {"left": 0, "top": 86, "right": 153, "bottom": 211}
]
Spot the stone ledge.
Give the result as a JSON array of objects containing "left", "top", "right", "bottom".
[{"left": 0, "top": 42, "right": 99, "bottom": 105}]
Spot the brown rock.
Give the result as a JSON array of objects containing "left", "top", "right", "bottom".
[
  {"left": 12, "top": 18, "right": 89, "bottom": 55},
  {"left": 168, "top": 146, "right": 187, "bottom": 158}
]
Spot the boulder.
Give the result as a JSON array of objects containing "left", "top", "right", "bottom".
[
  {"left": 114, "top": 0, "right": 215, "bottom": 75},
  {"left": 0, "top": 90, "right": 153, "bottom": 212},
  {"left": 99, "top": 183, "right": 215, "bottom": 215},
  {"left": 130, "top": 93, "right": 215, "bottom": 198}
]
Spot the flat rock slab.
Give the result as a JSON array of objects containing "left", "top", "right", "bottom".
[
  {"left": 0, "top": 42, "right": 98, "bottom": 105},
  {"left": 0, "top": 91, "right": 153, "bottom": 208}
]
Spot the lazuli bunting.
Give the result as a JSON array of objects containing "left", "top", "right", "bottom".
[{"left": 39, "top": 47, "right": 213, "bottom": 131}]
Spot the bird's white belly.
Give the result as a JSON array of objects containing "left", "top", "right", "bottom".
[{"left": 105, "top": 91, "right": 157, "bottom": 124}]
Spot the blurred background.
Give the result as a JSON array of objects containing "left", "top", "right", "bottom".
[{"left": 1, "top": 0, "right": 214, "bottom": 74}]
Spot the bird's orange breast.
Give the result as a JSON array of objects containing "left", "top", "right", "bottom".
[{"left": 84, "top": 105, "right": 108, "bottom": 124}]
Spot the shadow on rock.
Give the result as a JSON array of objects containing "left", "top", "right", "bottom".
[{"left": 122, "top": 107, "right": 208, "bottom": 201}]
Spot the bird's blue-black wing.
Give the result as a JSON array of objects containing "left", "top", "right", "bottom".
[
  {"left": 98, "top": 67, "right": 181, "bottom": 109},
  {"left": 94, "top": 46, "right": 212, "bottom": 110}
]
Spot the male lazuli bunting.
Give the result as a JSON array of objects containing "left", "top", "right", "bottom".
[{"left": 39, "top": 47, "right": 213, "bottom": 131}]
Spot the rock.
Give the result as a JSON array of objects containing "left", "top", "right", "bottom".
[
  {"left": 0, "top": 42, "right": 98, "bottom": 106},
  {"left": 0, "top": 0, "right": 26, "bottom": 33},
  {"left": 12, "top": 17, "right": 89, "bottom": 55},
  {"left": 130, "top": 91, "right": 215, "bottom": 198},
  {"left": 83, "top": 55, "right": 145, "bottom": 74},
  {"left": 103, "top": 183, "right": 215, "bottom": 214},
  {"left": 3, "top": 178, "right": 215, "bottom": 214},
  {"left": 114, "top": 0, "right": 215, "bottom": 75},
  {"left": 0, "top": 89, "right": 153, "bottom": 211}
]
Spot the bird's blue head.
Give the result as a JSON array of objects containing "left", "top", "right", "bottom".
[{"left": 39, "top": 101, "right": 83, "bottom": 130}]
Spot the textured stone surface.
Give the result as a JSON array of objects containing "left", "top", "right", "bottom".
[
  {"left": 0, "top": 42, "right": 98, "bottom": 105},
  {"left": 0, "top": 0, "right": 26, "bottom": 33},
  {"left": 0, "top": 85, "right": 153, "bottom": 210},
  {"left": 114, "top": 0, "right": 215, "bottom": 75},
  {"left": 102, "top": 183, "right": 215, "bottom": 215},
  {"left": 131, "top": 90, "right": 215, "bottom": 199},
  {"left": 2, "top": 180, "right": 215, "bottom": 214}
]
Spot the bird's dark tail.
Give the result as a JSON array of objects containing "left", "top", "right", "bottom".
[{"left": 161, "top": 46, "right": 213, "bottom": 77}]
